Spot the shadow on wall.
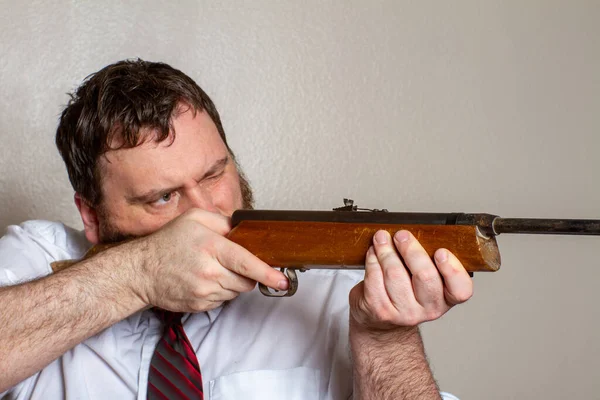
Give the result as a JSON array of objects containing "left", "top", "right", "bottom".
[{"left": 0, "top": 178, "right": 40, "bottom": 233}]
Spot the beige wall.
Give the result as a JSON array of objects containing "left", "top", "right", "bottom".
[{"left": 1, "top": 1, "right": 598, "bottom": 398}]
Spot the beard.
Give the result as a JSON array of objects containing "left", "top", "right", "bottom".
[
  {"left": 97, "top": 163, "right": 255, "bottom": 244},
  {"left": 237, "top": 162, "right": 254, "bottom": 211}
]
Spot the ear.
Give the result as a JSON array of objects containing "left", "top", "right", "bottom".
[{"left": 74, "top": 193, "right": 100, "bottom": 244}]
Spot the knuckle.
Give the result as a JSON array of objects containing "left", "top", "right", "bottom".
[
  {"left": 222, "top": 246, "right": 253, "bottom": 276},
  {"left": 414, "top": 269, "right": 440, "bottom": 286},
  {"left": 372, "top": 308, "right": 395, "bottom": 325},
  {"left": 235, "top": 259, "right": 251, "bottom": 276},
  {"left": 216, "top": 217, "right": 231, "bottom": 235},
  {"left": 383, "top": 265, "right": 405, "bottom": 281},
  {"left": 401, "top": 311, "right": 421, "bottom": 327},
  {"left": 192, "top": 285, "right": 212, "bottom": 299},
  {"left": 241, "top": 279, "right": 257, "bottom": 292},
  {"left": 374, "top": 303, "right": 421, "bottom": 327},
  {"left": 453, "top": 264, "right": 468, "bottom": 277},
  {"left": 198, "top": 238, "right": 218, "bottom": 257},
  {"left": 443, "top": 264, "right": 462, "bottom": 278},
  {"left": 443, "top": 258, "right": 464, "bottom": 274},
  {"left": 227, "top": 291, "right": 241, "bottom": 301},
  {"left": 425, "top": 308, "right": 444, "bottom": 321},
  {"left": 200, "top": 265, "right": 221, "bottom": 282},
  {"left": 378, "top": 248, "right": 401, "bottom": 265},
  {"left": 452, "top": 289, "right": 473, "bottom": 304}
]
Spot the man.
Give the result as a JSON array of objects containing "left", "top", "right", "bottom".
[{"left": 0, "top": 59, "right": 472, "bottom": 399}]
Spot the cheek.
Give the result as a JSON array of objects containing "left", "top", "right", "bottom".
[{"left": 100, "top": 203, "right": 174, "bottom": 237}]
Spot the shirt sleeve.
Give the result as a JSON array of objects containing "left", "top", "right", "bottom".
[
  {"left": 0, "top": 221, "right": 88, "bottom": 398},
  {"left": 440, "top": 391, "right": 461, "bottom": 399},
  {"left": 0, "top": 223, "right": 54, "bottom": 287}
]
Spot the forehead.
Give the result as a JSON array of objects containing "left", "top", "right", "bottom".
[{"left": 99, "top": 108, "right": 228, "bottom": 195}]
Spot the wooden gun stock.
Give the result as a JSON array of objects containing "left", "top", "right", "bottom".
[{"left": 228, "top": 221, "right": 500, "bottom": 272}]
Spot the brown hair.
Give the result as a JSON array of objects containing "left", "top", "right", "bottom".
[{"left": 55, "top": 59, "right": 232, "bottom": 206}]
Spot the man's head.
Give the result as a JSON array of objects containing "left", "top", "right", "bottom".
[{"left": 56, "top": 59, "right": 254, "bottom": 244}]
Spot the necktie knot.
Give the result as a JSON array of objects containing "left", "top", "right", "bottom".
[{"left": 152, "top": 308, "right": 184, "bottom": 326}]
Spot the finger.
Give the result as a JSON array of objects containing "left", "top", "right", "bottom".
[
  {"left": 217, "top": 268, "right": 257, "bottom": 293},
  {"left": 185, "top": 208, "right": 232, "bottom": 236},
  {"left": 393, "top": 230, "right": 444, "bottom": 308},
  {"left": 187, "top": 291, "right": 239, "bottom": 312},
  {"left": 362, "top": 246, "right": 387, "bottom": 307},
  {"left": 372, "top": 230, "right": 413, "bottom": 305},
  {"left": 207, "top": 288, "right": 241, "bottom": 302},
  {"left": 190, "top": 287, "right": 241, "bottom": 305},
  {"left": 200, "top": 301, "right": 224, "bottom": 312},
  {"left": 216, "top": 240, "right": 289, "bottom": 291},
  {"left": 434, "top": 248, "right": 474, "bottom": 306}
]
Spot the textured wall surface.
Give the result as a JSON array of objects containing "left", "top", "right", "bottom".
[{"left": 1, "top": 1, "right": 599, "bottom": 398}]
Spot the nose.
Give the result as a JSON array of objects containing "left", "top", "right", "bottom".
[{"left": 184, "top": 186, "right": 219, "bottom": 213}]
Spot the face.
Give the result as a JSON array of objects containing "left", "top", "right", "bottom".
[{"left": 77, "top": 106, "right": 253, "bottom": 244}]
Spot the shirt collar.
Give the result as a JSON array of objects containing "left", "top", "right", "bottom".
[
  {"left": 135, "top": 303, "right": 225, "bottom": 324},
  {"left": 206, "top": 304, "right": 224, "bottom": 323},
  {"left": 178, "top": 304, "right": 224, "bottom": 324}
]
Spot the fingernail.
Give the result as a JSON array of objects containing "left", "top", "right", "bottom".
[
  {"left": 395, "top": 230, "right": 410, "bottom": 243},
  {"left": 435, "top": 249, "right": 448, "bottom": 263},
  {"left": 374, "top": 230, "right": 389, "bottom": 245},
  {"left": 277, "top": 280, "right": 289, "bottom": 290}
]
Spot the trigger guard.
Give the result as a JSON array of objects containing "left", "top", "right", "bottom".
[{"left": 258, "top": 268, "right": 299, "bottom": 297}]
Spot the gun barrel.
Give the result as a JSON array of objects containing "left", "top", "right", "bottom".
[
  {"left": 493, "top": 218, "right": 600, "bottom": 235},
  {"left": 231, "top": 210, "right": 462, "bottom": 226}
]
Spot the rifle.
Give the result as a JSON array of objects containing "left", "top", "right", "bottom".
[{"left": 51, "top": 199, "right": 600, "bottom": 297}]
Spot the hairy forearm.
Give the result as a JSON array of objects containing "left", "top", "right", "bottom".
[
  {"left": 350, "top": 318, "right": 441, "bottom": 400},
  {"left": 0, "top": 242, "right": 147, "bottom": 392}
]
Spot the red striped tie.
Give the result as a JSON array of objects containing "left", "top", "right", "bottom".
[{"left": 147, "top": 310, "right": 204, "bottom": 399}]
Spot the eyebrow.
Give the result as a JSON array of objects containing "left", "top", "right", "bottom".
[{"left": 126, "top": 156, "right": 230, "bottom": 204}]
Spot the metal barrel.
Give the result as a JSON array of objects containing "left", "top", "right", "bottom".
[
  {"left": 231, "top": 209, "right": 464, "bottom": 226},
  {"left": 493, "top": 218, "right": 600, "bottom": 235}
]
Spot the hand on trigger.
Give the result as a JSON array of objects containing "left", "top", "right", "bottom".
[{"left": 129, "top": 208, "right": 289, "bottom": 313}]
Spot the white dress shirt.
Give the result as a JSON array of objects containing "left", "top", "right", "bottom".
[{"left": 0, "top": 220, "right": 459, "bottom": 400}]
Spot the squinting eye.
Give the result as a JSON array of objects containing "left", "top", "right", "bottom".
[
  {"left": 209, "top": 171, "right": 225, "bottom": 180},
  {"left": 153, "top": 192, "right": 175, "bottom": 206},
  {"left": 161, "top": 193, "right": 172, "bottom": 202}
]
